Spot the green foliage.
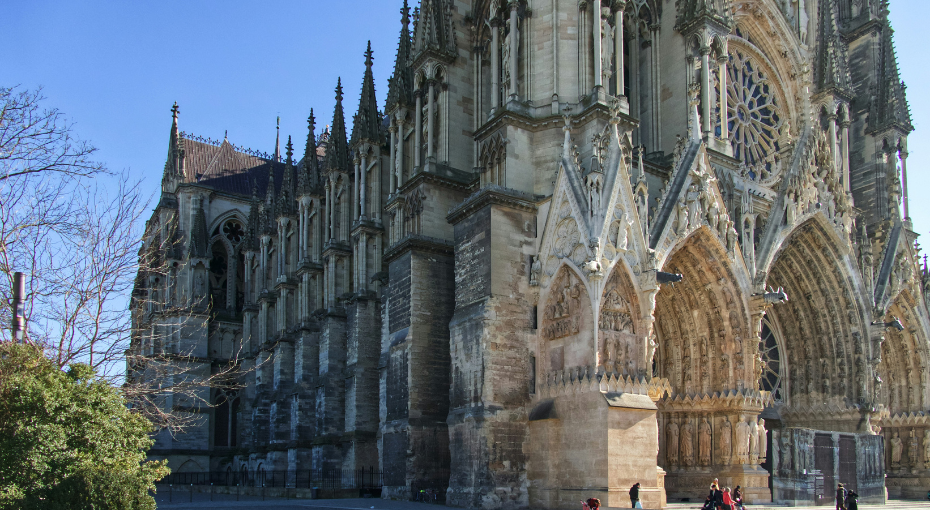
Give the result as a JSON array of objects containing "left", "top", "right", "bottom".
[{"left": 0, "top": 343, "right": 168, "bottom": 509}]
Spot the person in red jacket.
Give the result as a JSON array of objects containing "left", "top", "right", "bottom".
[{"left": 722, "top": 487, "right": 735, "bottom": 510}]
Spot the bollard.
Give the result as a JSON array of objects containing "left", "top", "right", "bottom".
[
  {"left": 210, "top": 482, "right": 213, "bottom": 501},
  {"left": 169, "top": 484, "right": 172, "bottom": 503},
  {"left": 190, "top": 484, "right": 193, "bottom": 503},
  {"left": 236, "top": 483, "right": 240, "bottom": 502},
  {"left": 262, "top": 483, "right": 265, "bottom": 501}
]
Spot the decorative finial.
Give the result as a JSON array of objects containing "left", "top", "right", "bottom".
[
  {"left": 308, "top": 109, "right": 316, "bottom": 131},
  {"left": 365, "top": 40, "right": 373, "bottom": 67},
  {"left": 335, "top": 78, "right": 344, "bottom": 102},
  {"left": 171, "top": 102, "right": 179, "bottom": 119},
  {"left": 224, "top": 130, "right": 228, "bottom": 141},
  {"left": 286, "top": 136, "right": 294, "bottom": 162}
]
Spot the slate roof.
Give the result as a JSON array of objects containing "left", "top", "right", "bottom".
[{"left": 179, "top": 136, "right": 287, "bottom": 198}]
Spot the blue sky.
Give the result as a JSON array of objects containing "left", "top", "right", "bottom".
[{"left": 2, "top": 0, "right": 929, "bottom": 242}]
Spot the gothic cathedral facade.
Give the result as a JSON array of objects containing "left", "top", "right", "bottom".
[{"left": 130, "top": 0, "right": 929, "bottom": 507}]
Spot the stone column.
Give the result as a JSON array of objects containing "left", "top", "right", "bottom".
[
  {"left": 700, "top": 46, "right": 711, "bottom": 138},
  {"left": 360, "top": 234, "right": 368, "bottom": 293},
  {"left": 718, "top": 55, "right": 729, "bottom": 141},
  {"left": 427, "top": 80, "right": 436, "bottom": 160},
  {"left": 900, "top": 147, "right": 910, "bottom": 220},
  {"left": 396, "top": 119, "right": 406, "bottom": 188},
  {"left": 491, "top": 17, "right": 501, "bottom": 110},
  {"left": 260, "top": 236, "right": 270, "bottom": 291},
  {"left": 361, "top": 154, "right": 368, "bottom": 218},
  {"left": 828, "top": 113, "right": 838, "bottom": 174},
  {"left": 311, "top": 200, "right": 321, "bottom": 260},
  {"left": 353, "top": 158, "right": 361, "bottom": 221},
  {"left": 389, "top": 125, "right": 397, "bottom": 193},
  {"left": 509, "top": 2, "right": 520, "bottom": 99},
  {"left": 341, "top": 183, "right": 349, "bottom": 242},
  {"left": 414, "top": 91, "right": 423, "bottom": 168},
  {"left": 593, "top": 0, "right": 603, "bottom": 88},
  {"left": 614, "top": 7, "right": 625, "bottom": 97},
  {"left": 328, "top": 180, "right": 335, "bottom": 240},
  {"left": 244, "top": 252, "right": 254, "bottom": 302},
  {"left": 841, "top": 120, "right": 850, "bottom": 192}
]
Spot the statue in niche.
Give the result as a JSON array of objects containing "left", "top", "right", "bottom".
[
  {"left": 686, "top": 182, "right": 701, "bottom": 226},
  {"left": 610, "top": 209, "right": 630, "bottom": 251},
  {"left": 779, "top": 432, "right": 792, "bottom": 474},
  {"left": 891, "top": 431, "right": 903, "bottom": 467},
  {"left": 719, "top": 419, "right": 732, "bottom": 465},
  {"left": 676, "top": 201, "right": 690, "bottom": 235},
  {"left": 750, "top": 421, "right": 760, "bottom": 463},
  {"left": 923, "top": 430, "right": 930, "bottom": 469},
  {"left": 502, "top": 27, "right": 512, "bottom": 88},
  {"left": 909, "top": 429, "right": 920, "bottom": 468},
  {"left": 758, "top": 419, "right": 768, "bottom": 462},
  {"left": 667, "top": 421, "right": 680, "bottom": 466},
  {"left": 736, "top": 420, "right": 750, "bottom": 464},
  {"left": 601, "top": 7, "right": 614, "bottom": 87},
  {"left": 636, "top": 192, "right": 648, "bottom": 234},
  {"left": 530, "top": 255, "right": 541, "bottom": 287},
  {"left": 699, "top": 417, "right": 712, "bottom": 466},
  {"left": 681, "top": 420, "right": 694, "bottom": 466}
]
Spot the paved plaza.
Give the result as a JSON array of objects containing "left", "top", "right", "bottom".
[{"left": 154, "top": 495, "right": 930, "bottom": 510}]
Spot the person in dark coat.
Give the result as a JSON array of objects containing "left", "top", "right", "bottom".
[
  {"left": 844, "top": 490, "right": 858, "bottom": 510},
  {"left": 713, "top": 485, "right": 725, "bottom": 510},
  {"left": 704, "top": 483, "right": 717, "bottom": 510},
  {"left": 835, "top": 483, "right": 847, "bottom": 510},
  {"left": 732, "top": 486, "right": 743, "bottom": 510},
  {"left": 629, "top": 483, "right": 641, "bottom": 508}
]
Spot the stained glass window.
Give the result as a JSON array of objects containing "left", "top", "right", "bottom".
[{"left": 728, "top": 49, "right": 783, "bottom": 181}]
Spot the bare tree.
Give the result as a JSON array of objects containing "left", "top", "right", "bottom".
[
  {"left": 0, "top": 86, "right": 104, "bottom": 181},
  {"left": 0, "top": 85, "right": 255, "bottom": 434}
]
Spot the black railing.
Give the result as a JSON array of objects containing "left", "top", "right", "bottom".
[{"left": 157, "top": 467, "right": 383, "bottom": 492}]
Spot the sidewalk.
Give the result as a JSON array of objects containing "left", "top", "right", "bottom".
[{"left": 154, "top": 495, "right": 930, "bottom": 510}]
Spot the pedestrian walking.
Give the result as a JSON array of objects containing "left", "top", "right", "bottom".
[
  {"left": 722, "top": 487, "right": 735, "bottom": 510},
  {"left": 845, "top": 490, "right": 858, "bottom": 510},
  {"left": 732, "top": 486, "right": 743, "bottom": 510},
  {"left": 835, "top": 483, "right": 847, "bottom": 510},
  {"left": 630, "top": 483, "right": 642, "bottom": 508}
]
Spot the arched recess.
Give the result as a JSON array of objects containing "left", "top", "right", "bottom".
[
  {"left": 763, "top": 219, "right": 868, "bottom": 421},
  {"left": 880, "top": 290, "right": 930, "bottom": 415},
  {"left": 538, "top": 263, "right": 593, "bottom": 376},
  {"left": 654, "top": 227, "right": 753, "bottom": 397},
  {"left": 598, "top": 260, "right": 646, "bottom": 377}
]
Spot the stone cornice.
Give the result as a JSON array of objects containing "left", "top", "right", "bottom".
[
  {"left": 384, "top": 234, "right": 454, "bottom": 264},
  {"left": 474, "top": 98, "right": 638, "bottom": 141},
  {"left": 447, "top": 184, "right": 540, "bottom": 225}
]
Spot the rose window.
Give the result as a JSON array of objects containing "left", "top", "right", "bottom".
[
  {"left": 759, "top": 316, "right": 783, "bottom": 403},
  {"left": 727, "top": 50, "right": 783, "bottom": 181}
]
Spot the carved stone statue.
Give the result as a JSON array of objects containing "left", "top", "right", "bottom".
[
  {"left": 924, "top": 430, "right": 930, "bottom": 469},
  {"left": 699, "top": 417, "right": 712, "bottom": 466},
  {"left": 779, "top": 432, "right": 792, "bottom": 475},
  {"left": 909, "top": 429, "right": 919, "bottom": 467},
  {"left": 681, "top": 421, "right": 694, "bottom": 466},
  {"left": 736, "top": 420, "right": 751, "bottom": 463},
  {"left": 719, "top": 419, "right": 732, "bottom": 465},
  {"left": 502, "top": 28, "right": 512, "bottom": 87},
  {"left": 600, "top": 7, "right": 614, "bottom": 86},
  {"left": 750, "top": 421, "right": 760, "bottom": 463},
  {"left": 891, "top": 431, "right": 903, "bottom": 467},
  {"left": 667, "top": 421, "right": 680, "bottom": 466},
  {"left": 758, "top": 419, "right": 768, "bottom": 461},
  {"left": 529, "top": 255, "right": 541, "bottom": 287}
]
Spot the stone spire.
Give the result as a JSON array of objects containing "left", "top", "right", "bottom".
[
  {"left": 411, "top": 0, "right": 456, "bottom": 61},
  {"left": 386, "top": 0, "right": 414, "bottom": 112},
  {"left": 244, "top": 182, "right": 260, "bottom": 251},
  {"left": 870, "top": 1, "right": 913, "bottom": 133},
  {"left": 324, "top": 79, "right": 350, "bottom": 173},
  {"left": 814, "top": 0, "right": 852, "bottom": 94},
  {"left": 277, "top": 136, "right": 296, "bottom": 218},
  {"left": 262, "top": 162, "right": 276, "bottom": 234},
  {"left": 162, "top": 102, "right": 185, "bottom": 191},
  {"left": 352, "top": 41, "right": 382, "bottom": 145},
  {"left": 298, "top": 109, "right": 321, "bottom": 195}
]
